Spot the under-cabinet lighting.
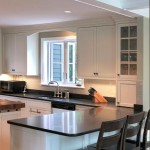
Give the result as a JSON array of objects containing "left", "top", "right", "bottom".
[{"left": 0, "top": 74, "right": 12, "bottom": 80}]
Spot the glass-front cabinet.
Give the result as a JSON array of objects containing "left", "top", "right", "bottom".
[
  {"left": 118, "top": 24, "right": 137, "bottom": 79},
  {"left": 117, "top": 23, "right": 138, "bottom": 107}
]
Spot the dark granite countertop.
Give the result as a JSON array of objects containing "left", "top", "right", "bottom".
[
  {"left": 0, "top": 91, "right": 115, "bottom": 108},
  {"left": 7, "top": 106, "right": 134, "bottom": 137}
]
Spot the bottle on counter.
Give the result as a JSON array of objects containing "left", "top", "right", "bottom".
[{"left": 64, "top": 89, "right": 69, "bottom": 99}]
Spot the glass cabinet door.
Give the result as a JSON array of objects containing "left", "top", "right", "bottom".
[{"left": 120, "top": 25, "right": 137, "bottom": 76}]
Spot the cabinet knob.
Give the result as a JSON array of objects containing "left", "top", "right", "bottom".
[
  {"left": 117, "top": 74, "right": 120, "bottom": 76},
  {"left": 94, "top": 73, "right": 98, "bottom": 75},
  {"left": 12, "top": 69, "right": 15, "bottom": 71}
]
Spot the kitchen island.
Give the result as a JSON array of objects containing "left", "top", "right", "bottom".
[
  {"left": 8, "top": 106, "right": 134, "bottom": 150},
  {"left": 0, "top": 99, "right": 25, "bottom": 150}
]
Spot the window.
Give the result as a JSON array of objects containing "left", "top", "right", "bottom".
[{"left": 41, "top": 37, "right": 82, "bottom": 87}]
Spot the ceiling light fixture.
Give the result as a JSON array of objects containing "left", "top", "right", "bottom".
[
  {"left": 74, "top": 0, "right": 136, "bottom": 18},
  {"left": 64, "top": 11, "right": 72, "bottom": 13}
]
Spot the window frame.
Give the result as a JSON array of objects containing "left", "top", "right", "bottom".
[{"left": 41, "top": 36, "right": 84, "bottom": 88}]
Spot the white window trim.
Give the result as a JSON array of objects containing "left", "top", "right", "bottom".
[{"left": 41, "top": 37, "right": 84, "bottom": 88}]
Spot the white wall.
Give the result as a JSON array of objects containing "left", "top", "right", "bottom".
[{"left": 142, "top": 17, "right": 150, "bottom": 111}]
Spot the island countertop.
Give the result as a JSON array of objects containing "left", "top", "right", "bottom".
[{"left": 8, "top": 106, "right": 134, "bottom": 137}]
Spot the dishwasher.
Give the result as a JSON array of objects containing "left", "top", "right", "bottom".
[{"left": 51, "top": 101, "right": 76, "bottom": 113}]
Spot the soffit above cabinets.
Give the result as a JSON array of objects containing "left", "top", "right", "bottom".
[{"left": 0, "top": 0, "right": 149, "bottom": 27}]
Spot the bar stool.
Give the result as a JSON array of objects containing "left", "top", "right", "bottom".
[
  {"left": 141, "top": 109, "right": 150, "bottom": 149},
  {"left": 123, "top": 111, "right": 145, "bottom": 150},
  {"left": 87, "top": 117, "right": 127, "bottom": 150}
]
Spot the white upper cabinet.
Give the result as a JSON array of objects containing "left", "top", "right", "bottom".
[
  {"left": 96, "top": 26, "right": 116, "bottom": 79},
  {"left": 3, "top": 34, "right": 16, "bottom": 74},
  {"left": 0, "top": 29, "right": 2, "bottom": 74},
  {"left": 117, "top": 23, "right": 137, "bottom": 80},
  {"left": 77, "top": 26, "right": 116, "bottom": 79},
  {"left": 2, "top": 32, "right": 39, "bottom": 75},
  {"left": 77, "top": 27, "right": 96, "bottom": 78}
]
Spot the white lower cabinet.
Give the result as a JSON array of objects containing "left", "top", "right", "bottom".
[
  {"left": 0, "top": 111, "right": 20, "bottom": 150},
  {"left": 0, "top": 95, "right": 29, "bottom": 118},
  {"left": 0, "top": 95, "right": 51, "bottom": 150},
  {"left": 28, "top": 99, "right": 51, "bottom": 116},
  {"left": 117, "top": 80, "right": 136, "bottom": 107}
]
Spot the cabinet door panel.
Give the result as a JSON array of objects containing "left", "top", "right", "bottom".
[
  {"left": 117, "top": 24, "right": 137, "bottom": 80},
  {"left": 97, "top": 26, "right": 116, "bottom": 78},
  {"left": 0, "top": 112, "right": 20, "bottom": 150},
  {"left": 0, "top": 29, "right": 2, "bottom": 74},
  {"left": 15, "top": 33, "right": 27, "bottom": 74},
  {"left": 2, "top": 32, "right": 39, "bottom": 75},
  {"left": 117, "top": 80, "right": 136, "bottom": 107},
  {"left": 77, "top": 27, "right": 96, "bottom": 78},
  {"left": 3, "top": 34, "right": 15, "bottom": 73}
]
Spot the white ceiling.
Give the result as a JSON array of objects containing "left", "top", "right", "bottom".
[{"left": 0, "top": 0, "right": 149, "bottom": 27}]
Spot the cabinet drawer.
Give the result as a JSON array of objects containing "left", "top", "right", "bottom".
[
  {"left": 28, "top": 100, "right": 51, "bottom": 110},
  {"left": 29, "top": 108, "right": 51, "bottom": 116}
]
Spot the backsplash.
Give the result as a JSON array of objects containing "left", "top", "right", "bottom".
[
  {"left": 0, "top": 74, "right": 12, "bottom": 80},
  {"left": 0, "top": 75, "right": 116, "bottom": 98}
]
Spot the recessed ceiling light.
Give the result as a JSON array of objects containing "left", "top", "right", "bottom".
[{"left": 64, "top": 11, "right": 72, "bottom": 13}]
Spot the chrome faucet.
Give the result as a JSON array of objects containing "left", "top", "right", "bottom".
[{"left": 48, "top": 81, "right": 62, "bottom": 98}]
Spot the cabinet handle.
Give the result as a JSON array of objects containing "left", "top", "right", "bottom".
[
  {"left": 30, "top": 108, "right": 41, "bottom": 114},
  {"left": 94, "top": 73, "right": 99, "bottom": 75},
  {"left": 37, "top": 109, "right": 41, "bottom": 113},
  {"left": 12, "top": 69, "right": 15, "bottom": 71}
]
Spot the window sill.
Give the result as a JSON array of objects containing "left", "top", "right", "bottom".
[{"left": 41, "top": 83, "right": 85, "bottom": 89}]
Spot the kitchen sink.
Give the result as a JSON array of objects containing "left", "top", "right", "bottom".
[{"left": 37, "top": 96, "right": 65, "bottom": 101}]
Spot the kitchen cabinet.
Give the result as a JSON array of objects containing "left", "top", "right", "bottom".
[
  {"left": 0, "top": 111, "right": 20, "bottom": 150},
  {"left": 0, "top": 95, "right": 29, "bottom": 118},
  {"left": 116, "top": 23, "right": 137, "bottom": 107},
  {"left": 2, "top": 32, "right": 39, "bottom": 75},
  {"left": 0, "top": 95, "right": 51, "bottom": 150},
  {"left": 28, "top": 99, "right": 51, "bottom": 116},
  {"left": 0, "top": 29, "right": 2, "bottom": 74},
  {"left": 117, "top": 23, "right": 137, "bottom": 80},
  {"left": 117, "top": 80, "right": 136, "bottom": 107},
  {"left": 0, "top": 95, "right": 52, "bottom": 117},
  {"left": 77, "top": 26, "right": 116, "bottom": 79}
]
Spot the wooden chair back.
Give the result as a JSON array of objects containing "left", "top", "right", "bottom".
[
  {"left": 123, "top": 111, "right": 145, "bottom": 150},
  {"left": 142, "top": 109, "right": 150, "bottom": 149},
  {"left": 95, "top": 117, "right": 127, "bottom": 150}
]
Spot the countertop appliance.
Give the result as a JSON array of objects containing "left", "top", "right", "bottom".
[
  {"left": 0, "top": 80, "right": 26, "bottom": 93},
  {"left": 51, "top": 101, "right": 76, "bottom": 113}
]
